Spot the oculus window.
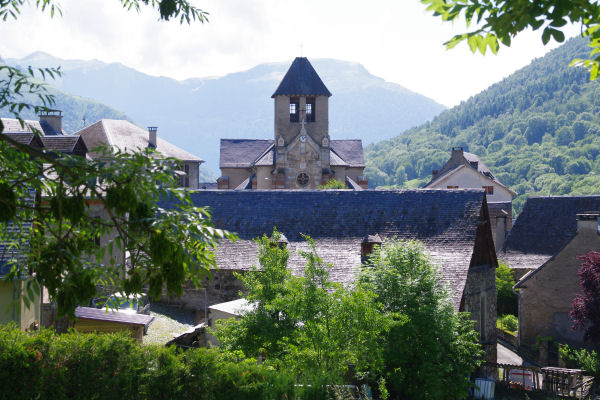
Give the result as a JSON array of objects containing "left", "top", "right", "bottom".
[{"left": 297, "top": 172, "right": 309, "bottom": 187}]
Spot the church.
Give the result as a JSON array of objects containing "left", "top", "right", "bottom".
[{"left": 217, "top": 57, "right": 368, "bottom": 190}]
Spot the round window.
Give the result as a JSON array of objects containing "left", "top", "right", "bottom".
[{"left": 296, "top": 172, "right": 309, "bottom": 187}]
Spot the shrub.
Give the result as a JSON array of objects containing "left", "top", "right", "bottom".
[{"left": 497, "top": 314, "right": 519, "bottom": 334}]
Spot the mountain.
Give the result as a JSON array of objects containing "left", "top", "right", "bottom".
[
  {"left": 6, "top": 53, "right": 446, "bottom": 174},
  {"left": 365, "top": 37, "right": 600, "bottom": 213}
]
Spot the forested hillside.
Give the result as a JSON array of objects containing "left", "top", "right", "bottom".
[{"left": 366, "top": 37, "right": 600, "bottom": 213}]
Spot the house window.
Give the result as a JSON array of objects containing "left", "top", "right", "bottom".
[
  {"left": 447, "top": 185, "right": 459, "bottom": 189},
  {"left": 306, "top": 97, "right": 315, "bottom": 122},
  {"left": 482, "top": 185, "right": 494, "bottom": 195},
  {"left": 290, "top": 98, "right": 299, "bottom": 122}
]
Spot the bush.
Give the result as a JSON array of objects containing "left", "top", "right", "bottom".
[
  {"left": 496, "top": 261, "right": 518, "bottom": 316},
  {"left": 497, "top": 314, "right": 519, "bottom": 334},
  {"left": 0, "top": 323, "right": 298, "bottom": 400}
]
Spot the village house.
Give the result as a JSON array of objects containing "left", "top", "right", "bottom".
[
  {"left": 75, "top": 120, "right": 203, "bottom": 189},
  {"left": 425, "top": 147, "right": 515, "bottom": 250},
  {"left": 160, "top": 188, "right": 499, "bottom": 365},
  {"left": 217, "top": 57, "right": 367, "bottom": 190}
]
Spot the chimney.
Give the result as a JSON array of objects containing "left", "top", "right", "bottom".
[
  {"left": 38, "top": 109, "right": 62, "bottom": 135},
  {"left": 147, "top": 126, "right": 157, "bottom": 148},
  {"left": 576, "top": 213, "right": 600, "bottom": 234},
  {"left": 451, "top": 146, "right": 464, "bottom": 157},
  {"left": 432, "top": 169, "right": 439, "bottom": 179}
]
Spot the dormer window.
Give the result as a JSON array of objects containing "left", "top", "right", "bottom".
[
  {"left": 306, "top": 97, "right": 315, "bottom": 122},
  {"left": 290, "top": 98, "right": 299, "bottom": 122},
  {"left": 361, "top": 234, "right": 382, "bottom": 263}
]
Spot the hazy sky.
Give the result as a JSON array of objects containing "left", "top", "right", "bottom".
[{"left": 0, "top": 0, "right": 582, "bottom": 107}]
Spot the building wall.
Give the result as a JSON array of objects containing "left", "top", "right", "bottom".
[
  {"left": 518, "top": 219, "right": 600, "bottom": 349},
  {"left": 255, "top": 166, "right": 273, "bottom": 189},
  {"left": 274, "top": 96, "right": 328, "bottom": 145},
  {"left": 462, "top": 264, "right": 498, "bottom": 368},
  {"left": 429, "top": 167, "right": 513, "bottom": 203},
  {"left": 219, "top": 168, "right": 252, "bottom": 190},
  {"left": 0, "top": 281, "right": 16, "bottom": 325},
  {"left": 185, "top": 161, "right": 200, "bottom": 189},
  {"left": 0, "top": 280, "right": 41, "bottom": 330},
  {"left": 74, "top": 319, "right": 143, "bottom": 342}
]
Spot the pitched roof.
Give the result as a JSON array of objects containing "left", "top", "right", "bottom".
[
  {"left": 75, "top": 120, "right": 202, "bottom": 162},
  {"left": 330, "top": 140, "right": 365, "bottom": 168},
  {"left": 426, "top": 149, "right": 514, "bottom": 194},
  {"left": 499, "top": 196, "right": 600, "bottom": 270},
  {"left": 272, "top": 57, "right": 332, "bottom": 98},
  {"left": 219, "top": 139, "right": 365, "bottom": 169},
  {"left": 41, "top": 135, "right": 88, "bottom": 156},
  {"left": 161, "top": 189, "right": 491, "bottom": 310},
  {"left": 0, "top": 117, "right": 65, "bottom": 136},
  {"left": 219, "top": 139, "right": 274, "bottom": 168}
]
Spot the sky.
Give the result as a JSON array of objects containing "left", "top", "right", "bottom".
[{"left": 0, "top": 0, "right": 583, "bottom": 107}]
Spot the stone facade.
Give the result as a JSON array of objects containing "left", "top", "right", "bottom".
[{"left": 515, "top": 214, "right": 600, "bottom": 354}]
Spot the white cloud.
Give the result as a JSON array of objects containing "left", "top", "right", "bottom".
[{"left": 0, "top": 0, "right": 583, "bottom": 106}]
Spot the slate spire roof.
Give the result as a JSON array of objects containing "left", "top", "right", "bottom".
[{"left": 272, "top": 57, "right": 332, "bottom": 98}]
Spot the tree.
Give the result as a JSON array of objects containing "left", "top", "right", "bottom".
[
  {"left": 496, "top": 260, "right": 518, "bottom": 316},
  {"left": 0, "top": 0, "right": 236, "bottom": 317},
  {"left": 421, "top": 0, "right": 600, "bottom": 79},
  {"left": 317, "top": 179, "right": 348, "bottom": 189},
  {"left": 570, "top": 251, "right": 600, "bottom": 349},
  {"left": 359, "top": 240, "right": 482, "bottom": 400},
  {"left": 215, "top": 231, "right": 391, "bottom": 384}
]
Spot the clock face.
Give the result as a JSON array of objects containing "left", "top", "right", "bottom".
[{"left": 299, "top": 135, "right": 307, "bottom": 143}]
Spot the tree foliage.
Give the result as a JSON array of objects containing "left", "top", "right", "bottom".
[
  {"left": 570, "top": 251, "right": 600, "bottom": 349},
  {"left": 421, "top": 0, "right": 600, "bottom": 79},
  {"left": 0, "top": 0, "right": 233, "bottom": 317},
  {"left": 215, "top": 231, "right": 390, "bottom": 384},
  {"left": 365, "top": 37, "right": 600, "bottom": 214},
  {"left": 496, "top": 260, "right": 518, "bottom": 316},
  {"left": 317, "top": 179, "right": 348, "bottom": 189},
  {"left": 359, "top": 240, "right": 483, "bottom": 400}
]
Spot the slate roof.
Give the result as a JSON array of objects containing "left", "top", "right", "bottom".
[
  {"left": 75, "top": 120, "right": 202, "bottom": 162},
  {"left": 272, "top": 57, "right": 332, "bottom": 98},
  {"left": 161, "top": 189, "right": 491, "bottom": 310},
  {"left": 219, "top": 139, "right": 365, "bottom": 169},
  {"left": 0, "top": 117, "right": 65, "bottom": 136},
  {"left": 41, "top": 135, "right": 88, "bottom": 156},
  {"left": 499, "top": 196, "right": 600, "bottom": 270}
]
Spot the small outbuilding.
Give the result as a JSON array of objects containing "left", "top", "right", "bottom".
[{"left": 74, "top": 306, "right": 154, "bottom": 343}]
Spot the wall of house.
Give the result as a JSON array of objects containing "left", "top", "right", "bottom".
[
  {"left": 159, "top": 270, "right": 245, "bottom": 311},
  {"left": 429, "top": 167, "right": 513, "bottom": 202},
  {"left": 488, "top": 202, "right": 513, "bottom": 251},
  {"left": 219, "top": 168, "right": 252, "bottom": 190},
  {"left": 0, "top": 281, "right": 16, "bottom": 325},
  {"left": 206, "top": 308, "right": 239, "bottom": 347},
  {"left": 518, "top": 220, "right": 600, "bottom": 350},
  {"left": 256, "top": 166, "right": 273, "bottom": 189},
  {"left": 19, "top": 281, "right": 41, "bottom": 331},
  {"left": 462, "top": 264, "right": 498, "bottom": 369},
  {"left": 88, "top": 202, "right": 126, "bottom": 270},
  {"left": 185, "top": 161, "right": 200, "bottom": 189}
]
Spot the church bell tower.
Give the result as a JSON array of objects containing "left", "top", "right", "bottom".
[{"left": 271, "top": 57, "right": 332, "bottom": 189}]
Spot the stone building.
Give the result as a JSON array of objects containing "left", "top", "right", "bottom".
[
  {"left": 425, "top": 147, "right": 515, "bottom": 250},
  {"left": 514, "top": 212, "right": 600, "bottom": 359},
  {"left": 499, "top": 196, "right": 600, "bottom": 280},
  {"left": 218, "top": 57, "right": 367, "bottom": 190},
  {"left": 76, "top": 120, "right": 203, "bottom": 189},
  {"left": 161, "top": 189, "right": 498, "bottom": 365}
]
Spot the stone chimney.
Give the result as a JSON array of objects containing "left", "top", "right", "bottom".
[
  {"left": 576, "top": 213, "right": 600, "bottom": 234},
  {"left": 147, "top": 126, "right": 158, "bottom": 148},
  {"left": 451, "top": 147, "right": 464, "bottom": 158},
  {"left": 38, "top": 110, "right": 62, "bottom": 135}
]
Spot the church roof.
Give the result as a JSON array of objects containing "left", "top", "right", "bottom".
[
  {"left": 499, "top": 195, "right": 600, "bottom": 270},
  {"left": 219, "top": 139, "right": 365, "bottom": 169},
  {"left": 272, "top": 57, "right": 332, "bottom": 98},
  {"left": 161, "top": 189, "right": 494, "bottom": 310}
]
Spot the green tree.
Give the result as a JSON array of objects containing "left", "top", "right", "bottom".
[
  {"left": 0, "top": 0, "right": 236, "bottom": 317},
  {"left": 421, "top": 0, "right": 600, "bottom": 79},
  {"left": 317, "top": 179, "right": 348, "bottom": 189},
  {"left": 496, "top": 260, "right": 518, "bottom": 316},
  {"left": 359, "top": 240, "right": 482, "bottom": 400},
  {"left": 215, "top": 232, "right": 391, "bottom": 384}
]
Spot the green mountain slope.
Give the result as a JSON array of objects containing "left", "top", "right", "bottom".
[{"left": 365, "top": 37, "right": 600, "bottom": 213}]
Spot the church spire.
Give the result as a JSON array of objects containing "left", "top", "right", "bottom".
[{"left": 271, "top": 57, "right": 332, "bottom": 98}]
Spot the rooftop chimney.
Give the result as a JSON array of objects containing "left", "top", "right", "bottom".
[
  {"left": 38, "top": 109, "right": 62, "bottom": 135},
  {"left": 147, "top": 126, "right": 158, "bottom": 148},
  {"left": 576, "top": 213, "right": 600, "bottom": 235}
]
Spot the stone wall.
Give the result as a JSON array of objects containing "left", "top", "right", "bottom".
[{"left": 462, "top": 263, "right": 498, "bottom": 368}]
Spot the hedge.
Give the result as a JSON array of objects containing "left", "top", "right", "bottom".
[{"left": 0, "top": 323, "right": 304, "bottom": 400}]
